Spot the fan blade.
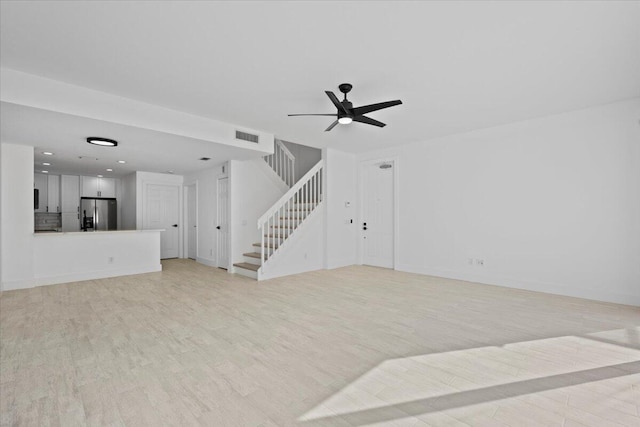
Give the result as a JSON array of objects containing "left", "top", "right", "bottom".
[
  {"left": 352, "top": 100, "right": 402, "bottom": 116},
  {"left": 325, "top": 91, "right": 350, "bottom": 115},
  {"left": 288, "top": 113, "right": 337, "bottom": 117},
  {"left": 325, "top": 120, "right": 339, "bottom": 132},
  {"left": 353, "top": 115, "right": 386, "bottom": 128}
]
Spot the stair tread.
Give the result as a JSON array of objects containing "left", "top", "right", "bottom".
[
  {"left": 243, "top": 252, "right": 267, "bottom": 259},
  {"left": 234, "top": 262, "right": 260, "bottom": 271},
  {"left": 253, "top": 242, "right": 280, "bottom": 249}
]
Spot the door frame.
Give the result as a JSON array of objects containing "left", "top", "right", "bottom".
[
  {"left": 216, "top": 176, "right": 230, "bottom": 270},
  {"left": 183, "top": 180, "right": 198, "bottom": 260},
  {"left": 358, "top": 156, "right": 400, "bottom": 269}
]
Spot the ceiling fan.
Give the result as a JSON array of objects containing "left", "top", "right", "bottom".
[{"left": 288, "top": 83, "right": 402, "bottom": 131}]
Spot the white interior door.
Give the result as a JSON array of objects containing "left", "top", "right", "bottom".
[
  {"left": 362, "top": 161, "right": 395, "bottom": 268},
  {"left": 187, "top": 184, "right": 197, "bottom": 260},
  {"left": 217, "top": 177, "right": 229, "bottom": 269},
  {"left": 145, "top": 184, "right": 180, "bottom": 259}
]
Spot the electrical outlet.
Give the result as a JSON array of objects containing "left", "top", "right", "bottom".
[{"left": 476, "top": 259, "right": 484, "bottom": 266}]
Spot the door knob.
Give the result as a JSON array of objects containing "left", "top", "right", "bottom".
[
  {"left": 172, "top": 224, "right": 178, "bottom": 227},
  {"left": 216, "top": 226, "right": 221, "bottom": 230},
  {"left": 363, "top": 222, "right": 367, "bottom": 231}
]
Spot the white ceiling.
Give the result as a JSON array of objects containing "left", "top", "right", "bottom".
[
  {"left": 0, "top": 103, "right": 259, "bottom": 177},
  {"left": 1, "top": 1, "right": 639, "bottom": 170}
]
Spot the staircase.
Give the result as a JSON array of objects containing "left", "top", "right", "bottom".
[
  {"left": 234, "top": 159, "right": 323, "bottom": 280},
  {"left": 263, "top": 139, "right": 295, "bottom": 188}
]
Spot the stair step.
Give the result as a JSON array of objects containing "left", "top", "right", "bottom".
[
  {"left": 233, "top": 262, "right": 259, "bottom": 272},
  {"left": 253, "top": 242, "right": 280, "bottom": 249},
  {"left": 243, "top": 252, "right": 268, "bottom": 260}
]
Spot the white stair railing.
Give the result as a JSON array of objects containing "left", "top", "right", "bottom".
[
  {"left": 258, "top": 160, "right": 323, "bottom": 267},
  {"left": 263, "top": 139, "right": 295, "bottom": 187}
]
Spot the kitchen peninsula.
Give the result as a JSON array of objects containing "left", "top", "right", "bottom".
[{"left": 26, "top": 229, "right": 163, "bottom": 289}]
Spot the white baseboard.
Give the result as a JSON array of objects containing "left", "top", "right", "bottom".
[
  {"left": 195, "top": 257, "right": 217, "bottom": 268},
  {"left": 1, "top": 264, "right": 163, "bottom": 291},
  {"left": 396, "top": 263, "right": 640, "bottom": 307}
]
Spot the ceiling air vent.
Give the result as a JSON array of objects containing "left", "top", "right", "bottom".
[
  {"left": 235, "top": 130, "right": 259, "bottom": 143},
  {"left": 200, "top": 157, "right": 211, "bottom": 161}
]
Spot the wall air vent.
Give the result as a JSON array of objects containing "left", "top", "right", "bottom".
[{"left": 235, "top": 130, "right": 259, "bottom": 143}]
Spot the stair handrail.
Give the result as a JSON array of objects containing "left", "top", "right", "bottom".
[
  {"left": 263, "top": 139, "right": 296, "bottom": 187},
  {"left": 257, "top": 159, "right": 323, "bottom": 226},
  {"left": 258, "top": 159, "right": 323, "bottom": 267}
]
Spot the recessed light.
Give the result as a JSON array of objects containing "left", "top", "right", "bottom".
[
  {"left": 106, "top": 168, "right": 113, "bottom": 172},
  {"left": 117, "top": 160, "right": 126, "bottom": 164},
  {"left": 97, "top": 175, "right": 103, "bottom": 178},
  {"left": 42, "top": 152, "right": 54, "bottom": 156},
  {"left": 42, "top": 162, "right": 51, "bottom": 166},
  {"left": 42, "top": 170, "right": 49, "bottom": 173},
  {"left": 87, "top": 137, "right": 118, "bottom": 147},
  {"left": 166, "top": 170, "right": 174, "bottom": 174}
]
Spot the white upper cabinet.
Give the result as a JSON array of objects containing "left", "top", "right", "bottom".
[
  {"left": 81, "top": 176, "right": 100, "bottom": 197},
  {"left": 34, "top": 173, "right": 48, "bottom": 212},
  {"left": 81, "top": 176, "right": 116, "bottom": 198},
  {"left": 47, "top": 174, "right": 60, "bottom": 213},
  {"left": 99, "top": 178, "right": 116, "bottom": 198},
  {"left": 61, "top": 175, "right": 80, "bottom": 213}
]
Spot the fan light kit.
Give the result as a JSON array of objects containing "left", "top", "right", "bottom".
[
  {"left": 87, "top": 137, "right": 118, "bottom": 147},
  {"left": 289, "top": 83, "right": 402, "bottom": 131}
]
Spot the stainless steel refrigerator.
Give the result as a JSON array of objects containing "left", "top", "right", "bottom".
[{"left": 81, "top": 197, "right": 117, "bottom": 231}]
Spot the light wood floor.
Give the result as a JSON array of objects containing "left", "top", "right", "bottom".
[{"left": 1, "top": 260, "right": 639, "bottom": 427}]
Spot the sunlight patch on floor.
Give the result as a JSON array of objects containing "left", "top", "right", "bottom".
[{"left": 299, "top": 328, "right": 640, "bottom": 426}]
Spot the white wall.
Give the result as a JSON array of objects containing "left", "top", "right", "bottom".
[
  {"left": 0, "top": 143, "right": 34, "bottom": 290},
  {"left": 229, "top": 159, "right": 288, "bottom": 267},
  {"left": 120, "top": 172, "right": 137, "bottom": 230},
  {"left": 324, "top": 148, "right": 359, "bottom": 269},
  {"left": 358, "top": 98, "right": 640, "bottom": 306},
  {"left": 184, "top": 164, "right": 226, "bottom": 267}
]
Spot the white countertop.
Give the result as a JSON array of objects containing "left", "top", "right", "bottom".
[{"left": 33, "top": 229, "right": 164, "bottom": 236}]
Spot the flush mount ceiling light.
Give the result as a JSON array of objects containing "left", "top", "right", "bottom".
[
  {"left": 87, "top": 137, "right": 118, "bottom": 147},
  {"left": 42, "top": 151, "right": 54, "bottom": 156}
]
